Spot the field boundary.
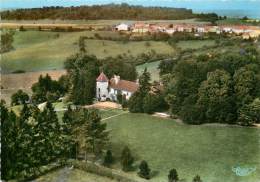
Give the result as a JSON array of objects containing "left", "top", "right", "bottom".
[
  {"left": 68, "top": 159, "right": 146, "bottom": 182},
  {"left": 101, "top": 111, "right": 129, "bottom": 121}
]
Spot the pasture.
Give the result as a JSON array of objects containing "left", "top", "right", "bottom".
[
  {"left": 176, "top": 40, "right": 216, "bottom": 50},
  {"left": 104, "top": 113, "right": 260, "bottom": 182},
  {"left": 0, "top": 70, "right": 65, "bottom": 104},
  {"left": 136, "top": 61, "right": 161, "bottom": 81},
  {"left": 1, "top": 30, "right": 174, "bottom": 73}
]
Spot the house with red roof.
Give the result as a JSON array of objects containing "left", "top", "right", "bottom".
[{"left": 96, "top": 72, "right": 139, "bottom": 101}]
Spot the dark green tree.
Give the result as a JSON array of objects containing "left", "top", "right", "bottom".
[
  {"left": 192, "top": 175, "right": 202, "bottom": 182},
  {"left": 31, "top": 74, "right": 65, "bottom": 104},
  {"left": 128, "top": 92, "right": 144, "bottom": 113},
  {"left": 101, "top": 57, "right": 137, "bottom": 81},
  {"left": 65, "top": 54, "right": 100, "bottom": 105},
  {"left": 239, "top": 98, "right": 260, "bottom": 126},
  {"left": 83, "top": 109, "right": 109, "bottom": 154},
  {"left": 11, "top": 89, "right": 29, "bottom": 106},
  {"left": 121, "top": 146, "right": 134, "bottom": 171},
  {"left": 128, "top": 68, "right": 151, "bottom": 113},
  {"left": 143, "top": 93, "right": 157, "bottom": 114},
  {"left": 103, "top": 150, "right": 114, "bottom": 167},
  {"left": 139, "top": 68, "right": 151, "bottom": 96},
  {"left": 234, "top": 67, "right": 256, "bottom": 107},
  {"left": 168, "top": 168, "right": 179, "bottom": 182},
  {"left": 35, "top": 102, "right": 66, "bottom": 163},
  {"left": 197, "top": 69, "right": 235, "bottom": 123},
  {"left": 138, "top": 160, "right": 151, "bottom": 179}
]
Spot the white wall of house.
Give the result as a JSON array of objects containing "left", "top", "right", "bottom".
[
  {"left": 196, "top": 27, "right": 205, "bottom": 33},
  {"left": 96, "top": 81, "right": 109, "bottom": 101},
  {"left": 122, "top": 90, "right": 132, "bottom": 100},
  {"left": 166, "top": 29, "right": 176, "bottom": 34},
  {"left": 108, "top": 88, "right": 132, "bottom": 101},
  {"left": 116, "top": 23, "right": 129, "bottom": 31}
]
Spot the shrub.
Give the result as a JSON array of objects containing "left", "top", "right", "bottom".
[
  {"left": 103, "top": 150, "right": 114, "bottom": 167},
  {"left": 120, "top": 146, "right": 134, "bottom": 171},
  {"left": 168, "top": 168, "right": 179, "bottom": 182},
  {"left": 12, "top": 70, "right": 26, "bottom": 74},
  {"left": 138, "top": 160, "right": 151, "bottom": 179},
  {"left": 193, "top": 175, "right": 202, "bottom": 182}
]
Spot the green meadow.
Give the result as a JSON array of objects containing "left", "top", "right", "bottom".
[
  {"left": 104, "top": 113, "right": 260, "bottom": 182},
  {"left": 1, "top": 30, "right": 174, "bottom": 73},
  {"left": 176, "top": 40, "right": 216, "bottom": 50}
]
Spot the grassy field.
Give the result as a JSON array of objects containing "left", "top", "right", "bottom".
[
  {"left": 1, "top": 30, "right": 174, "bottom": 73},
  {"left": 35, "top": 168, "right": 116, "bottom": 182},
  {"left": 104, "top": 113, "right": 260, "bottom": 182},
  {"left": 176, "top": 40, "right": 216, "bottom": 50},
  {"left": 136, "top": 61, "right": 161, "bottom": 81}
]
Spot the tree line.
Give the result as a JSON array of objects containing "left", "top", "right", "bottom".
[
  {"left": 1, "top": 3, "right": 221, "bottom": 22},
  {"left": 1, "top": 99, "right": 110, "bottom": 180},
  {"left": 1, "top": 3, "right": 195, "bottom": 20}
]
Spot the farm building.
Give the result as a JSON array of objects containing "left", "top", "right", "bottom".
[{"left": 114, "top": 23, "right": 131, "bottom": 31}]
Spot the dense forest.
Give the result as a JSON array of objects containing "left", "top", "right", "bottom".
[
  {"left": 159, "top": 46, "right": 260, "bottom": 125},
  {"left": 1, "top": 3, "right": 196, "bottom": 20}
]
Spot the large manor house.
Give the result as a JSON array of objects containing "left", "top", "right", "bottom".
[{"left": 96, "top": 72, "right": 139, "bottom": 101}]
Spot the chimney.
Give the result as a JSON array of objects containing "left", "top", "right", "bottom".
[{"left": 114, "top": 75, "right": 120, "bottom": 84}]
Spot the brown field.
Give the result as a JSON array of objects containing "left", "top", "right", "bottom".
[
  {"left": 0, "top": 70, "right": 66, "bottom": 104},
  {"left": 1, "top": 19, "right": 209, "bottom": 30}
]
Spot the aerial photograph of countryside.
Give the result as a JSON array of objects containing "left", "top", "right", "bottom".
[{"left": 0, "top": 0, "right": 260, "bottom": 182}]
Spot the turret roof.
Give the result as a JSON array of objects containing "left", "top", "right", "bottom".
[{"left": 96, "top": 72, "right": 109, "bottom": 82}]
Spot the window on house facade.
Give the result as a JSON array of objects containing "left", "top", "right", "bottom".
[{"left": 98, "top": 88, "right": 100, "bottom": 92}]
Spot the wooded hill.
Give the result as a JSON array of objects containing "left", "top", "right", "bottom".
[{"left": 1, "top": 3, "right": 196, "bottom": 20}]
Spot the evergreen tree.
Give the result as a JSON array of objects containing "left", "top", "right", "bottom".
[
  {"left": 11, "top": 89, "right": 29, "bottom": 106},
  {"left": 121, "top": 146, "right": 134, "bottom": 171},
  {"left": 143, "top": 93, "right": 158, "bottom": 114},
  {"left": 103, "top": 150, "right": 114, "bottom": 167},
  {"left": 128, "top": 68, "right": 151, "bottom": 113},
  {"left": 83, "top": 109, "right": 109, "bottom": 154},
  {"left": 193, "top": 175, "right": 202, "bottom": 182},
  {"left": 35, "top": 102, "right": 66, "bottom": 163},
  {"left": 138, "top": 67, "right": 151, "bottom": 97},
  {"left": 168, "top": 168, "right": 179, "bottom": 182},
  {"left": 31, "top": 74, "right": 65, "bottom": 104},
  {"left": 128, "top": 92, "right": 144, "bottom": 113},
  {"left": 65, "top": 54, "right": 100, "bottom": 105},
  {"left": 138, "top": 160, "right": 151, "bottom": 179}
]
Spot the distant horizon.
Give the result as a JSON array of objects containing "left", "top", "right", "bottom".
[{"left": 1, "top": 0, "right": 260, "bottom": 18}]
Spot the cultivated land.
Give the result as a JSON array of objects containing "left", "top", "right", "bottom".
[
  {"left": 0, "top": 70, "right": 66, "bottom": 104},
  {"left": 1, "top": 30, "right": 174, "bottom": 73},
  {"left": 1, "top": 19, "right": 209, "bottom": 28},
  {"left": 103, "top": 113, "right": 260, "bottom": 182}
]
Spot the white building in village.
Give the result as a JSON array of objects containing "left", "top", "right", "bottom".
[
  {"left": 96, "top": 72, "right": 139, "bottom": 101},
  {"left": 115, "top": 23, "right": 131, "bottom": 31}
]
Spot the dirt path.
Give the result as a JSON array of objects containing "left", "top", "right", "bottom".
[{"left": 101, "top": 111, "right": 129, "bottom": 121}]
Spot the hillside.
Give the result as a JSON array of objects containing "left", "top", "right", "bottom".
[{"left": 1, "top": 4, "right": 195, "bottom": 20}]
